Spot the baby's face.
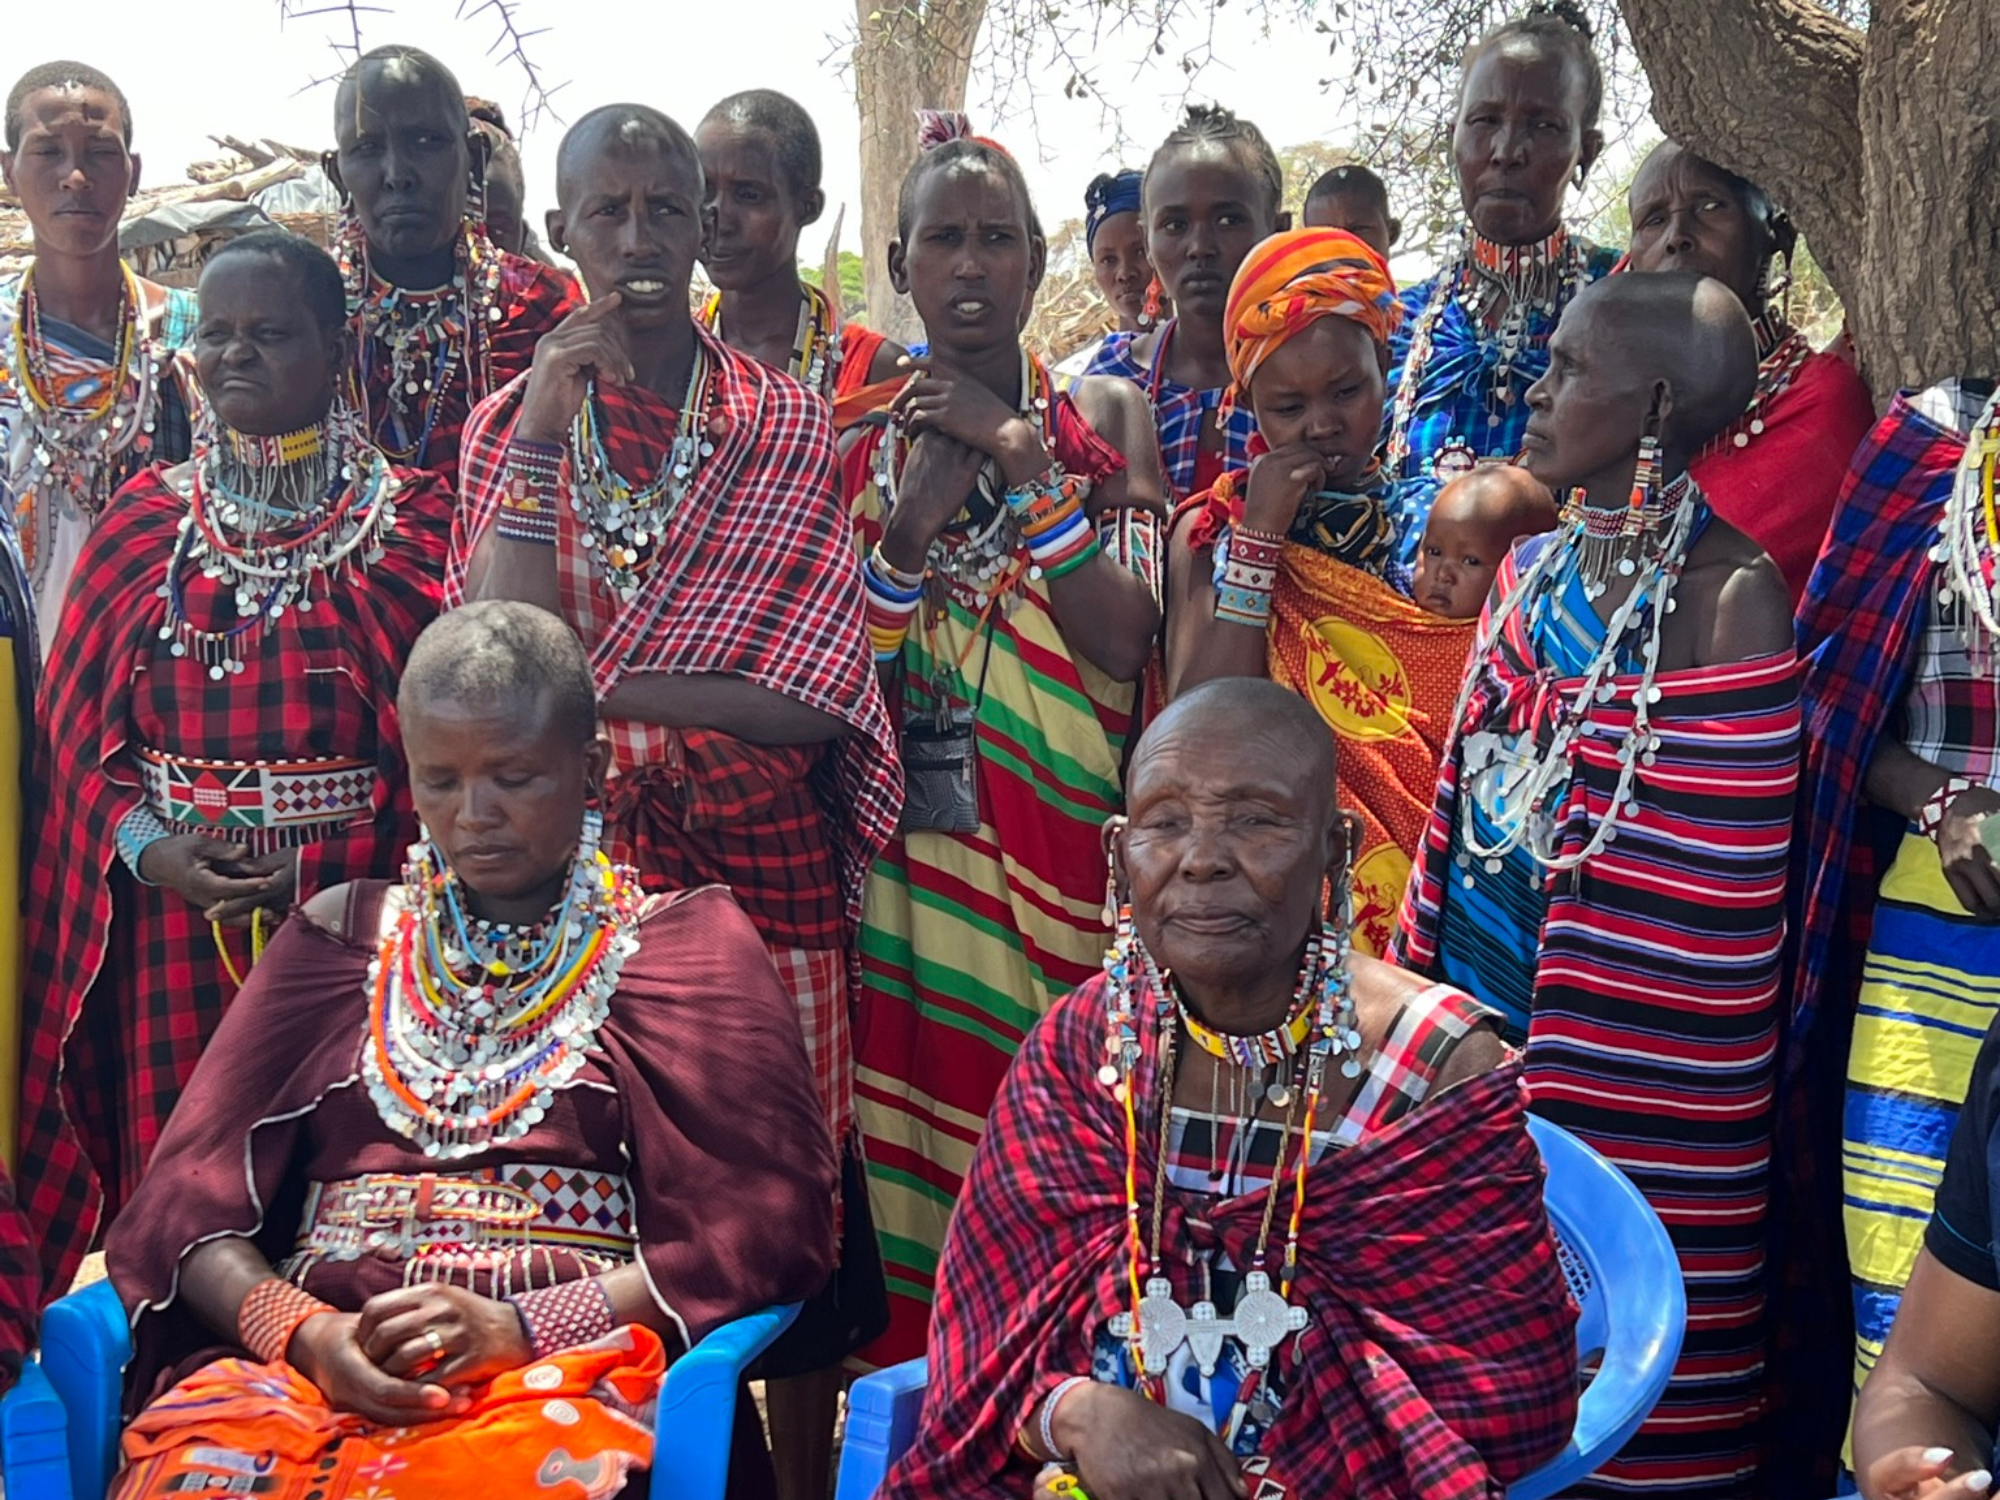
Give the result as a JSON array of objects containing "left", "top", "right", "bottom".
[{"left": 1412, "top": 510, "right": 1505, "bottom": 619}]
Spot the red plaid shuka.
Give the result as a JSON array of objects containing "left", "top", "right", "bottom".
[
  {"left": 887, "top": 979, "right": 1578, "bottom": 1500},
  {"left": 0, "top": 1168, "right": 35, "bottom": 1395},
  {"left": 18, "top": 466, "right": 448, "bottom": 1298},
  {"left": 447, "top": 332, "right": 900, "bottom": 1148},
  {"left": 359, "top": 250, "right": 581, "bottom": 484}
]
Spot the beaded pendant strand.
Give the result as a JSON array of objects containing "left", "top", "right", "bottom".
[
  {"left": 157, "top": 406, "right": 400, "bottom": 679},
  {"left": 1935, "top": 389, "right": 2000, "bottom": 659},
  {"left": 698, "top": 281, "right": 841, "bottom": 400},
  {"left": 3, "top": 262, "right": 167, "bottom": 551},
  {"left": 1452, "top": 474, "right": 1706, "bottom": 874},
  {"left": 363, "top": 823, "right": 644, "bottom": 1160}
]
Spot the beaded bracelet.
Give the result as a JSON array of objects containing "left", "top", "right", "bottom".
[
  {"left": 238, "top": 1276, "right": 336, "bottom": 1367},
  {"left": 116, "top": 805, "right": 172, "bottom": 885},
  {"left": 1213, "top": 526, "right": 1284, "bottom": 629},
  {"left": 1039, "top": 1375, "right": 1092, "bottom": 1461},
  {"left": 863, "top": 546, "right": 925, "bottom": 663},
  {"left": 1919, "top": 774, "right": 1981, "bottom": 844},
  {"left": 1005, "top": 468, "right": 1100, "bottom": 579},
  {"left": 506, "top": 1276, "right": 617, "bottom": 1359},
  {"left": 496, "top": 437, "right": 565, "bottom": 547}
]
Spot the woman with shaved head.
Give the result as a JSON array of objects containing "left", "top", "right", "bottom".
[{"left": 1396, "top": 268, "right": 1798, "bottom": 1497}]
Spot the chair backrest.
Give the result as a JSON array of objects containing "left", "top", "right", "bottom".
[{"left": 835, "top": 1115, "right": 1686, "bottom": 1500}]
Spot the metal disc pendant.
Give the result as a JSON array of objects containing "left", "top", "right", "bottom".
[{"left": 1266, "top": 1082, "right": 1293, "bottom": 1108}]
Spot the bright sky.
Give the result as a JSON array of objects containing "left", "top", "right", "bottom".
[{"left": 7, "top": 0, "right": 1400, "bottom": 257}]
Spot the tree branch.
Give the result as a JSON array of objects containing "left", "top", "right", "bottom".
[{"left": 1618, "top": 0, "right": 1865, "bottom": 305}]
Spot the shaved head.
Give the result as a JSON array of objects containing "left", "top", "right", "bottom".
[
  {"left": 1573, "top": 269, "right": 1757, "bottom": 453},
  {"left": 334, "top": 46, "right": 465, "bottom": 130},
  {"left": 556, "top": 103, "right": 701, "bottom": 208},
  {"left": 1431, "top": 464, "right": 1558, "bottom": 536},
  {"left": 1138, "top": 677, "right": 1337, "bottom": 803}
]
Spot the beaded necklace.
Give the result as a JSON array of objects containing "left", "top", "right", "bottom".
[
  {"left": 1101, "top": 915, "right": 1361, "bottom": 1429},
  {"left": 1701, "top": 312, "right": 1813, "bottom": 461},
  {"left": 567, "top": 344, "right": 718, "bottom": 603},
  {"left": 1935, "top": 389, "right": 2000, "bottom": 657},
  {"left": 159, "top": 406, "right": 399, "bottom": 678},
  {"left": 4, "top": 262, "right": 167, "bottom": 533},
  {"left": 871, "top": 350, "right": 1057, "bottom": 617},
  {"left": 344, "top": 224, "right": 505, "bottom": 464},
  {"left": 1385, "top": 225, "right": 1588, "bottom": 478},
  {"left": 364, "top": 820, "right": 643, "bottom": 1160},
  {"left": 698, "top": 281, "right": 840, "bottom": 399},
  {"left": 1452, "top": 474, "right": 1706, "bottom": 874}
]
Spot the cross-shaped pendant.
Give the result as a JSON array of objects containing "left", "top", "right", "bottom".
[{"left": 1111, "top": 1272, "right": 1310, "bottom": 1378}]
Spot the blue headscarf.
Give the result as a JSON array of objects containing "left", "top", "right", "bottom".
[{"left": 1084, "top": 169, "right": 1144, "bottom": 252}]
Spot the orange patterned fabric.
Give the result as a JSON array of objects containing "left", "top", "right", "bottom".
[
  {"left": 110, "top": 1326, "right": 664, "bottom": 1500},
  {"left": 1223, "top": 228, "right": 1402, "bottom": 399},
  {"left": 1266, "top": 545, "right": 1475, "bottom": 956}
]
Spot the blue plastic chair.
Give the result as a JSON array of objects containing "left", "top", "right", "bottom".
[
  {"left": 36, "top": 1277, "right": 800, "bottom": 1500},
  {"left": 0, "top": 1359, "right": 77, "bottom": 1499},
  {"left": 835, "top": 1115, "right": 1686, "bottom": 1499}
]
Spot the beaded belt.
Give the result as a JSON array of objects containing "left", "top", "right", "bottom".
[
  {"left": 293, "top": 1165, "right": 636, "bottom": 1266},
  {"left": 136, "top": 747, "right": 375, "bottom": 855}
]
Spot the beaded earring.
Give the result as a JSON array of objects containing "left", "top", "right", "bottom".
[
  {"left": 1099, "top": 815, "right": 1126, "bottom": 928},
  {"left": 1136, "top": 277, "right": 1163, "bottom": 332}
]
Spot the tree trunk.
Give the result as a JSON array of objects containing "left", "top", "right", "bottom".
[
  {"left": 1621, "top": 0, "right": 1999, "bottom": 399},
  {"left": 852, "top": 0, "right": 988, "bottom": 342}
]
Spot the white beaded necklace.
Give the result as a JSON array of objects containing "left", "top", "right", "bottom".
[
  {"left": 1453, "top": 474, "right": 1706, "bottom": 874},
  {"left": 1935, "top": 388, "right": 2000, "bottom": 660}
]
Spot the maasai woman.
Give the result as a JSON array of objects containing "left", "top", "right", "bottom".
[
  {"left": 1625, "top": 142, "right": 1874, "bottom": 606},
  {"left": 891, "top": 679, "right": 1577, "bottom": 1500},
  {"left": 1085, "top": 106, "right": 1287, "bottom": 501},
  {"left": 1395, "top": 270, "right": 1798, "bottom": 1498},
  {"left": 2, "top": 59, "right": 197, "bottom": 641},
  {"left": 1164, "top": 227, "right": 1477, "bottom": 956},
  {"left": 17, "top": 231, "right": 448, "bottom": 1296},
  {"left": 104, "top": 601, "right": 836, "bottom": 1500},
  {"left": 848, "top": 116, "right": 1167, "bottom": 1363},
  {"left": 1383, "top": 2, "right": 1617, "bottom": 560},
  {"left": 448, "top": 105, "right": 900, "bottom": 1500},
  {"left": 327, "top": 47, "right": 580, "bottom": 484},
  {"left": 697, "top": 89, "right": 906, "bottom": 426},
  {"left": 1053, "top": 169, "right": 1155, "bottom": 381},
  {"left": 1791, "top": 381, "right": 2000, "bottom": 1455}
]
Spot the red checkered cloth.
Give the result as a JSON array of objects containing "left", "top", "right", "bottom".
[
  {"left": 885, "top": 977, "right": 1578, "bottom": 1500},
  {"left": 0, "top": 1169, "right": 35, "bottom": 1395},
  {"left": 358, "top": 250, "right": 581, "bottom": 483},
  {"left": 766, "top": 943, "right": 851, "bottom": 1146},
  {"left": 18, "top": 465, "right": 448, "bottom": 1299},
  {"left": 446, "top": 328, "right": 900, "bottom": 958}
]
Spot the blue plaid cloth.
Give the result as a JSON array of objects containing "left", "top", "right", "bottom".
[
  {"left": 1086, "top": 325, "right": 1259, "bottom": 501},
  {"left": 1383, "top": 245, "right": 1619, "bottom": 564}
]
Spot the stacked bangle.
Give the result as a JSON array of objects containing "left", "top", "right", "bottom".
[
  {"left": 496, "top": 437, "right": 565, "bottom": 547},
  {"left": 506, "top": 1276, "right": 617, "bottom": 1359},
  {"left": 1039, "top": 1375, "right": 1091, "bottom": 1460},
  {"left": 1005, "top": 467, "right": 1099, "bottom": 581},
  {"left": 863, "top": 545, "right": 925, "bottom": 663},
  {"left": 1214, "top": 524, "right": 1284, "bottom": 629},
  {"left": 238, "top": 1276, "right": 336, "bottom": 1367},
  {"left": 1919, "top": 774, "right": 1980, "bottom": 844}
]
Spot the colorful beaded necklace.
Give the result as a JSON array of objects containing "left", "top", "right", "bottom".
[
  {"left": 1100, "top": 913, "right": 1361, "bottom": 1432},
  {"left": 1385, "top": 225, "right": 1588, "bottom": 478},
  {"left": 343, "top": 223, "right": 505, "bottom": 465},
  {"left": 364, "top": 817, "right": 644, "bottom": 1160},
  {"left": 1936, "top": 389, "right": 2000, "bottom": 656},
  {"left": 159, "top": 405, "right": 399, "bottom": 678},
  {"left": 698, "top": 281, "right": 840, "bottom": 399},
  {"left": 4, "top": 262, "right": 167, "bottom": 541},
  {"left": 1452, "top": 473, "right": 1707, "bottom": 874},
  {"left": 870, "top": 350, "right": 1059, "bottom": 617},
  {"left": 567, "top": 344, "right": 718, "bottom": 603}
]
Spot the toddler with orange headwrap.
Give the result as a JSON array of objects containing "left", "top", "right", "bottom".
[{"left": 1163, "top": 227, "right": 1476, "bottom": 954}]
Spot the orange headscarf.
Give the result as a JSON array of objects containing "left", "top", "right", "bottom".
[{"left": 1222, "top": 228, "right": 1402, "bottom": 399}]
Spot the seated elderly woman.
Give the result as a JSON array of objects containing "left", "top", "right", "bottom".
[
  {"left": 1852, "top": 1007, "right": 2000, "bottom": 1500},
  {"left": 103, "top": 601, "right": 836, "bottom": 1500},
  {"left": 887, "top": 677, "right": 1578, "bottom": 1500}
]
